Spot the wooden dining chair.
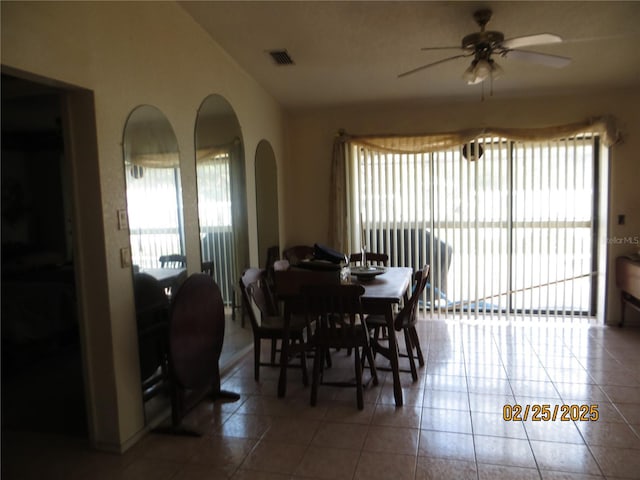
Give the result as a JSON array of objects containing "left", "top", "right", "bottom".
[
  {"left": 159, "top": 254, "right": 186, "bottom": 268},
  {"left": 296, "top": 283, "right": 378, "bottom": 410},
  {"left": 239, "top": 268, "right": 309, "bottom": 383},
  {"left": 349, "top": 251, "right": 389, "bottom": 266},
  {"left": 200, "top": 261, "right": 214, "bottom": 277},
  {"left": 367, "top": 264, "right": 430, "bottom": 381}
]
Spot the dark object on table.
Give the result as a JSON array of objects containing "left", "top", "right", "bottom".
[
  {"left": 282, "top": 245, "right": 315, "bottom": 265},
  {"left": 313, "top": 243, "right": 347, "bottom": 264}
]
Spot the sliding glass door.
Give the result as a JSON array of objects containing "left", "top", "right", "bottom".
[{"left": 350, "top": 135, "right": 600, "bottom": 318}]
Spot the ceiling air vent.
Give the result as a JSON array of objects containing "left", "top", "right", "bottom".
[{"left": 268, "top": 49, "right": 294, "bottom": 66}]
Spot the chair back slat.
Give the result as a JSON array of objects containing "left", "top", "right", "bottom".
[
  {"left": 394, "top": 265, "right": 430, "bottom": 331},
  {"left": 349, "top": 252, "right": 389, "bottom": 266},
  {"left": 300, "top": 284, "right": 367, "bottom": 347}
]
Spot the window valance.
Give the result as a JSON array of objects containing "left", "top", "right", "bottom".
[{"left": 337, "top": 115, "right": 620, "bottom": 154}]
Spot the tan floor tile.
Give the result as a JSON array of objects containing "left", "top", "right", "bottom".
[
  {"left": 426, "top": 361, "right": 466, "bottom": 376},
  {"left": 354, "top": 451, "right": 416, "bottom": 480},
  {"left": 239, "top": 440, "right": 307, "bottom": 474},
  {"left": 477, "top": 463, "right": 541, "bottom": 480},
  {"left": 588, "top": 368, "right": 640, "bottom": 387},
  {"left": 311, "top": 421, "right": 369, "bottom": 450},
  {"left": 420, "top": 407, "right": 473, "bottom": 434},
  {"left": 554, "top": 383, "right": 608, "bottom": 402},
  {"left": 136, "top": 434, "right": 203, "bottom": 463},
  {"left": 188, "top": 436, "right": 257, "bottom": 474},
  {"left": 363, "top": 425, "right": 419, "bottom": 455},
  {"left": 372, "top": 403, "right": 422, "bottom": 428},
  {"left": 468, "top": 393, "right": 515, "bottom": 414},
  {"left": 423, "top": 390, "right": 470, "bottom": 411},
  {"left": 589, "top": 445, "right": 640, "bottom": 478},
  {"left": 466, "top": 363, "right": 509, "bottom": 380},
  {"left": 324, "top": 400, "right": 376, "bottom": 423},
  {"left": 474, "top": 435, "right": 537, "bottom": 468},
  {"left": 294, "top": 445, "right": 359, "bottom": 480},
  {"left": 215, "top": 413, "right": 273, "bottom": 439},
  {"left": 602, "top": 386, "right": 640, "bottom": 404},
  {"left": 378, "top": 383, "right": 426, "bottom": 406},
  {"left": 424, "top": 374, "right": 468, "bottom": 392},
  {"left": 523, "top": 419, "right": 584, "bottom": 443},
  {"left": 261, "top": 416, "right": 320, "bottom": 445},
  {"left": 545, "top": 368, "right": 593, "bottom": 385},
  {"left": 530, "top": 441, "right": 602, "bottom": 475},
  {"left": 172, "top": 463, "right": 232, "bottom": 480},
  {"left": 540, "top": 471, "right": 605, "bottom": 480},
  {"left": 614, "top": 402, "right": 640, "bottom": 424},
  {"left": 418, "top": 430, "right": 475, "bottom": 462},
  {"left": 467, "top": 377, "right": 512, "bottom": 395},
  {"left": 415, "top": 456, "right": 477, "bottom": 480},
  {"left": 120, "top": 458, "right": 183, "bottom": 480},
  {"left": 510, "top": 380, "right": 560, "bottom": 398},
  {"left": 576, "top": 421, "right": 640, "bottom": 449},
  {"left": 471, "top": 411, "right": 528, "bottom": 438}
]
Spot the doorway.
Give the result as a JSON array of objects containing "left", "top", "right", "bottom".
[{"left": 1, "top": 74, "right": 87, "bottom": 437}]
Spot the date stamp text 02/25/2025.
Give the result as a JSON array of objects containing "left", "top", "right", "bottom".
[{"left": 503, "top": 404, "right": 599, "bottom": 422}]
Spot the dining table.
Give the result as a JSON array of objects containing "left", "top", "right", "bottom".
[
  {"left": 141, "top": 267, "right": 187, "bottom": 289},
  {"left": 355, "top": 266, "right": 413, "bottom": 406},
  {"left": 276, "top": 266, "right": 413, "bottom": 407}
]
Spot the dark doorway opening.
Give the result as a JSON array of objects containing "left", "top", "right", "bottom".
[{"left": 1, "top": 73, "right": 87, "bottom": 437}]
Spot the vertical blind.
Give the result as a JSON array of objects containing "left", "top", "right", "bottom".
[
  {"left": 349, "top": 135, "right": 601, "bottom": 320},
  {"left": 126, "top": 165, "right": 184, "bottom": 268},
  {"left": 197, "top": 152, "right": 238, "bottom": 305}
]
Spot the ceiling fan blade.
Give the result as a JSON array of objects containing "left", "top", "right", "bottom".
[
  {"left": 420, "top": 46, "right": 465, "bottom": 51},
  {"left": 398, "top": 54, "right": 470, "bottom": 78},
  {"left": 501, "top": 33, "right": 562, "bottom": 49},
  {"left": 505, "top": 49, "right": 571, "bottom": 68}
]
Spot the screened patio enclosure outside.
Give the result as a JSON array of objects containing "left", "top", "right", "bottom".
[{"left": 345, "top": 133, "right": 604, "bottom": 319}]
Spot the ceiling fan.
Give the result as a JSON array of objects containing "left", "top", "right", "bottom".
[{"left": 399, "top": 9, "right": 572, "bottom": 85}]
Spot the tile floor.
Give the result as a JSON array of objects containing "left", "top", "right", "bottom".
[{"left": 3, "top": 316, "right": 640, "bottom": 480}]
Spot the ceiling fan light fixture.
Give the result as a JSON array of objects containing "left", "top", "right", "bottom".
[
  {"left": 475, "top": 59, "right": 492, "bottom": 81},
  {"left": 463, "top": 58, "right": 502, "bottom": 85},
  {"left": 462, "top": 63, "right": 478, "bottom": 84},
  {"left": 463, "top": 59, "right": 489, "bottom": 84},
  {"left": 491, "top": 60, "right": 503, "bottom": 79}
]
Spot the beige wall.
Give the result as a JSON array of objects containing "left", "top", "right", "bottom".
[
  {"left": 2, "top": 1, "right": 285, "bottom": 451},
  {"left": 284, "top": 92, "right": 640, "bottom": 325}
]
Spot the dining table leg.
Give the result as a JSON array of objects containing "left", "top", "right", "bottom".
[{"left": 385, "top": 306, "right": 403, "bottom": 407}]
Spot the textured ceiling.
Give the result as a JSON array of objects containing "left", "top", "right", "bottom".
[{"left": 184, "top": 1, "right": 640, "bottom": 109}]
